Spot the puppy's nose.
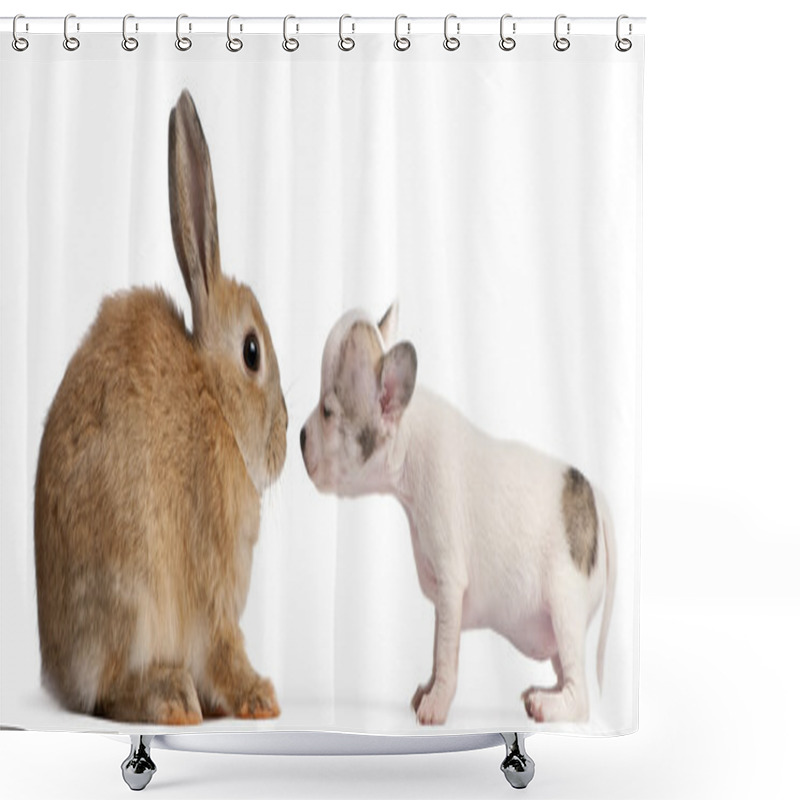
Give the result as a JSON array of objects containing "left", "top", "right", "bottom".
[{"left": 300, "top": 426, "right": 306, "bottom": 455}]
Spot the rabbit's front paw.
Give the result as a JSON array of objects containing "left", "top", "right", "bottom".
[
  {"left": 98, "top": 665, "right": 203, "bottom": 725},
  {"left": 235, "top": 676, "right": 281, "bottom": 719},
  {"left": 133, "top": 665, "right": 203, "bottom": 725},
  {"left": 147, "top": 667, "right": 203, "bottom": 725},
  {"left": 155, "top": 697, "right": 203, "bottom": 726}
]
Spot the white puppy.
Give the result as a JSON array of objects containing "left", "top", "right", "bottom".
[{"left": 300, "top": 304, "right": 616, "bottom": 725}]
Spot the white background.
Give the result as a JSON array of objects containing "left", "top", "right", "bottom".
[{"left": 2, "top": 1, "right": 799, "bottom": 799}]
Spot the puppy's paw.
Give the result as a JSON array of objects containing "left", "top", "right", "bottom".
[
  {"left": 415, "top": 686, "right": 451, "bottom": 726},
  {"left": 411, "top": 679, "right": 434, "bottom": 712},
  {"left": 523, "top": 689, "right": 546, "bottom": 722},
  {"left": 521, "top": 684, "right": 559, "bottom": 708},
  {"left": 235, "top": 677, "right": 281, "bottom": 720},
  {"left": 523, "top": 687, "right": 588, "bottom": 723}
]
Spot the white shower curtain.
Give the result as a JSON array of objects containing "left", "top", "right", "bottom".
[{"left": 1, "top": 21, "right": 642, "bottom": 736}]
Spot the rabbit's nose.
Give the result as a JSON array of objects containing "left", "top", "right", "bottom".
[{"left": 300, "top": 426, "right": 307, "bottom": 455}]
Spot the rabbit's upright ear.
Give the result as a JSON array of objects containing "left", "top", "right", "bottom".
[{"left": 169, "top": 90, "right": 221, "bottom": 338}]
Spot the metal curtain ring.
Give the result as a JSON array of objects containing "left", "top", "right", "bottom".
[
  {"left": 338, "top": 14, "right": 355, "bottom": 51},
  {"left": 175, "top": 14, "right": 192, "bottom": 51},
  {"left": 499, "top": 13, "right": 516, "bottom": 51},
  {"left": 227, "top": 15, "right": 243, "bottom": 52},
  {"left": 12, "top": 14, "right": 29, "bottom": 51},
  {"left": 283, "top": 15, "right": 299, "bottom": 51},
  {"left": 63, "top": 13, "right": 80, "bottom": 51},
  {"left": 443, "top": 13, "right": 460, "bottom": 51},
  {"left": 615, "top": 14, "right": 632, "bottom": 52},
  {"left": 394, "top": 14, "right": 410, "bottom": 51},
  {"left": 553, "top": 14, "right": 570, "bottom": 52},
  {"left": 122, "top": 14, "right": 138, "bottom": 51}
]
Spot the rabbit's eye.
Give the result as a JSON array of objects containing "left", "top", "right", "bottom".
[
  {"left": 243, "top": 333, "right": 260, "bottom": 373},
  {"left": 322, "top": 404, "right": 332, "bottom": 420}
]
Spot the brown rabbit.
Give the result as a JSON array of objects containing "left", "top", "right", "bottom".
[{"left": 33, "top": 90, "right": 287, "bottom": 725}]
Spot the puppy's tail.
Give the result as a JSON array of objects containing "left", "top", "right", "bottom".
[{"left": 595, "top": 490, "right": 616, "bottom": 693}]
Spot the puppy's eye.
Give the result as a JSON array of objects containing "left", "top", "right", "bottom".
[
  {"left": 243, "top": 333, "right": 260, "bottom": 372},
  {"left": 322, "top": 403, "right": 332, "bottom": 420}
]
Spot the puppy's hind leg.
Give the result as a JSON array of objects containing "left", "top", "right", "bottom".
[
  {"left": 521, "top": 654, "right": 564, "bottom": 707},
  {"left": 524, "top": 597, "right": 589, "bottom": 723}
]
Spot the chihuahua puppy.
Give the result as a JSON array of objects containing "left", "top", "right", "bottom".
[{"left": 300, "top": 304, "right": 616, "bottom": 725}]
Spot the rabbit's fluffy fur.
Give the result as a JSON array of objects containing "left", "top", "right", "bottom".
[{"left": 34, "top": 91, "right": 287, "bottom": 724}]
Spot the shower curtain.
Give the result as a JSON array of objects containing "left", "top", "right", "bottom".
[{"left": 0, "top": 18, "right": 643, "bottom": 737}]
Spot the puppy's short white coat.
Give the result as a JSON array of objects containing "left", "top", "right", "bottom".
[{"left": 301, "top": 305, "right": 615, "bottom": 725}]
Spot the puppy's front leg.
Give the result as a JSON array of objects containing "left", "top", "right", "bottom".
[
  {"left": 415, "top": 582, "right": 464, "bottom": 726},
  {"left": 411, "top": 621, "right": 438, "bottom": 713}
]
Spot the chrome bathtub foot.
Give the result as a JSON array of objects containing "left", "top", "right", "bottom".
[
  {"left": 500, "top": 732, "right": 535, "bottom": 789},
  {"left": 121, "top": 735, "right": 156, "bottom": 791}
]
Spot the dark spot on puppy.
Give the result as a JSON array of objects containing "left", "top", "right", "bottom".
[
  {"left": 358, "top": 426, "right": 377, "bottom": 461},
  {"left": 561, "top": 467, "right": 598, "bottom": 575}
]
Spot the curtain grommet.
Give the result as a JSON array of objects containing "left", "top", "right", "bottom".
[
  {"left": 338, "top": 14, "right": 355, "bottom": 51},
  {"left": 499, "top": 14, "right": 516, "bottom": 51},
  {"left": 615, "top": 15, "right": 632, "bottom": 51},
  {"left": 226, "top": 15, "right": 243, "bottom": 52},
  {"left": 175, "top": 14, "right": 192, "bottom": 51},
  {"left": 282, "top": 15, "right": 299, "bottom": 52},
  {"left": 394, "top": 14, "right": 411, "bottom": 51},
  {"left": 553, "top": 14, "right": 570, "bottom": 52},
  {"left": 443, "top": 14, "right": 460, "bottom": 51},
  {"left": 12, "top": 14, "right": 29, "bottom": 51},
  {"left": 63, "top": 13, "right": 80, "bottom": 52},
  {"left": 121, "top": 14, "right": 139, "bottom": 52}
]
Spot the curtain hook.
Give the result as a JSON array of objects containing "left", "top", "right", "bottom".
[
  {"left": 63, "top": 13, "right": 80, "bottom": 51},
  {"left": 499, "top": 13, "right": 516, "bottom": 51},
  {"left": 282, "top": 15, "right": 299, "bottom": 52},
  {"left": 12, "top": 14, "right": 29, "bottom": 52},
  {"left": 615, "top": 14, "right": 632, "bottom": 52},
  {"left": 175, "top": 14, "right": 192, "bottom": 51},
  {"left": 122, "top": 14, "right": 139, "bottom": 52},
  {"left": 227, "top": 15, "right": 243, "bottom": 52},
  {"left": 338, "top": 14, "right": 355, "bottom": 51},
  {"left": 394, "top": 14, "right": 411, "bottom": 51},
  {"left": 553, "top": 14, "right": 570, "bottom": 52},
  {"left": 443, "top": 13, "right": 460, "bottom": 51}
]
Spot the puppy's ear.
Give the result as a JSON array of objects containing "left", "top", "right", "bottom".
[
  {"left": 377, "top": 302, "right": 399, "bottom": 348},
  {"left": 379, "top": 342, "right": 417, "bottom": 424}
]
